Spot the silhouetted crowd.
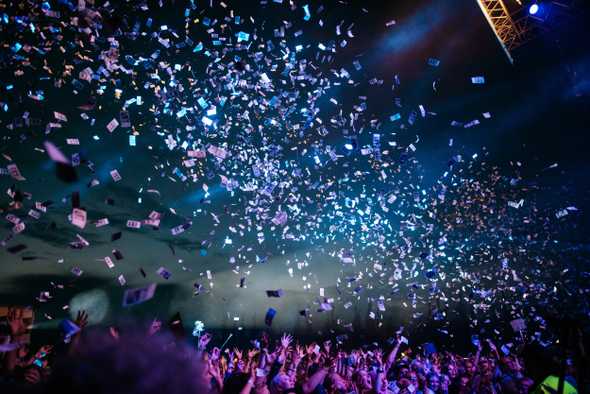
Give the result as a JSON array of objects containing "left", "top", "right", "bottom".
[{"left": 1, "top": 308, "right": 585, "bottom": 394}]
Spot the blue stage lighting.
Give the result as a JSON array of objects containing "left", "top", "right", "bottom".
[{"left": 529, "top": 3, "right": 539, "bottom": 15}]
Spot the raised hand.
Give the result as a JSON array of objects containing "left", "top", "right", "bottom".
[
  {"left": 248, "top": 348, "right": 259, "bottom": 359},
  {"left": 374, "top": 349, "right": 383, "bottom": 365},
  {"left": 280, "top": 333, "right": 293, "bottom": 349},
  {"left": 198, "top": 332, "right": 212, "bottom": 350},
  {"left": 74, "top": 310, "right": 89, "bottom": 329},
  {"left": 210, "top": 346, "right": 221, "bottom": 361},
  {"left": 207, "top": 358, "right": 223, "bottom": 389},
  {"left": 293, "top": 345, "right": 305, "bottom": 362},
  {"left": 37, "top": 345, "right": 53, "bottom": 357},
  {"left": 233, "top": 347, "right": 243, "bottom": 360},
  {"left": 7, "top": 307, "right": 27, "bottom": 336},
  {"left": 486, "top": 339, "right": 497, "bottom": 351}
]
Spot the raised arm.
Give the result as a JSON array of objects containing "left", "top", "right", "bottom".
[
  {"left": 471, "top": 344, "right": 482, "bottom": 375},
  {"left": 302, "top": 366, "right": 329, "bottom": 394},
  {"left": 239, "top": 362, "right": 258, "bottom": 394},
  {"left": 68, "top": 310, "right": 89, "bottom": 355},
  {"left": 374, "top": 350, "right": 387, "bottom": 393},
  {"left": 3, "top": 308, "right": 29, "bottom": 373},
  {"left": 385, "top": 340, "right": 402, "bottom": 371}
]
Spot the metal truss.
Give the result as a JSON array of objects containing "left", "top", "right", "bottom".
[{"left": 476, "top": 0, "right": 535, "bottom": 64}]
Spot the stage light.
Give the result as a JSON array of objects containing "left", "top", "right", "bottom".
[
  {"left": 529, "top": 3, "right": 539, "bottom": 15},
  {"left": 192, "top": 320, "right": 205, "bottom": 337},
  {"left": 344, "top": 143, "right": 354, "bottom": 151}
]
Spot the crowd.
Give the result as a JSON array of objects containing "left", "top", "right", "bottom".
[{"left": 0, "top": 308, "right": 584, "bottom": 394}]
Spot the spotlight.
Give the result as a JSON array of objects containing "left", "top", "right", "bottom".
[
  {"left": 192, "top": 320, "right": 205, "bottom": 337},
  {"left": 527, "top": 1, "right": 550, "bottom": 22}
]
